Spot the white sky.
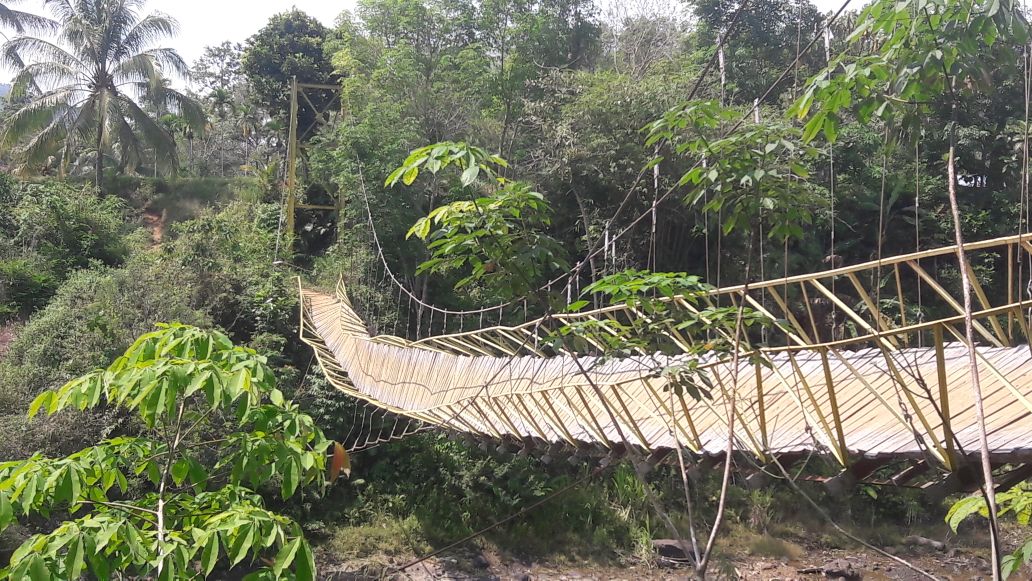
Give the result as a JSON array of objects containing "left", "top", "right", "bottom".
[{"left": 152, "top": 1, "right": 355, "bottom": 65}]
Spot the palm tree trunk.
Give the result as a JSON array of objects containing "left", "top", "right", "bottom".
[{"left": 95, "top": 116, "right": 104, "bottom": 190}]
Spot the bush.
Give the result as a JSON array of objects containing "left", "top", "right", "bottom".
[
  {"left": 163, "top": 200, "right": 299, "bottom": 352},
  {"left": 10, "top": 181, "right": 128, "bottom": 274},
  {"left": 0, "top": 180, "right": 131, "bottom": 320},
  {"left": 0, "top": 256, "right": 208, "bottom": 460},
  {"left": 0, "top": 255, "right": 56, "bottom": 321}
]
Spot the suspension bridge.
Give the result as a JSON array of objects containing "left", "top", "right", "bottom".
[{"left": 300, "top": 233, "right": 1032, "bottom": 494}]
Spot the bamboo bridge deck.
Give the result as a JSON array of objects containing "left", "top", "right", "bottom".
[{"left": 300, "top": 234, "right": 1032, "bottom": 485}]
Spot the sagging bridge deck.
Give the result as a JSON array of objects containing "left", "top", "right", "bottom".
[{"left": 300, "top": 233, "right": 1032, "bottom": 492}]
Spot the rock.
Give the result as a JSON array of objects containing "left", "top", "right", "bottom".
[
  {"left": 822, "top": 559, "right": 861, "bottom": 580},
  {"left": 903, "top": 535, "right": 946, "bottom": 551},
  {"left": 471, "top": 554, "right": 490, "bottom": 569},
  {"left": 518, "top": 574, "right": 532, "bottom": 581},
  {"left": 652, "top": 539, "right": 693, "bottom": 561}
]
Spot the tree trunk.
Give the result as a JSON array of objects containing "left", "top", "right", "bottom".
[
  {"left": 95, "top": 116, "right": 104, "bottom": 190},
  {"left": 946, "top": 100, "right": 1002, "bottom": 579}
]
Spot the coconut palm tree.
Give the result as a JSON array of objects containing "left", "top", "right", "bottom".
[{"left": 0, "top": 0, "right": 205, "bottom": 186}]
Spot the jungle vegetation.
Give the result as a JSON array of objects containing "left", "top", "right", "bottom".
[{"left": 0, "top": 0, "right": 1031, "bottom": 578}]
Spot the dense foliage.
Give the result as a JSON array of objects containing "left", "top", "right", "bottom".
[
  {"left": 0, "top": 324, "right": 334, "bottom": 579},
  {"left": 2, "top": 0, "right": 1032, "bottom": 577}
]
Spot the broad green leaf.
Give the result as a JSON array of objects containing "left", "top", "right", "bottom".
[
  {"left": 27, "top": 554, "right": 49, "bottom": 581},
  {"left": 946, "top": 494, "right": 986, "bottom": 531},
  {"left": 273, "top": 537, "right": 301, "bottom": 576},
  {"left": 64, "top": 535, "right": 85, "bottom": 579},
  {"left": 460, "top": 164, "right": 479, "bottom": 186},
  {"left": 0, "top": 493, "right": 11, "bottom": 530},
  {"left": 27, "top": 392, "right": 55, "bottom": 419},
  {"left": 87, "top": 550, "right": 111, "bottom": 580},
  {"left": 269, "top": 388, "right": 285, "bottom": 407},
  {"left": 202, "top": 532, "right": 220, "bottom": 575},
  {"left": 281, "top": 458, "right": 299, "bottom": 499},
  {"left": 402, "top": 166, "right": 419, "bottom": 186},
  {"left": 230, "top": 524, "right": 254, "bottom": 566},
  {"left": 171, "top": 459, "right": 190, "bottom": 487},
  {"left": 294, "top": 539, "right": 316, "bottom": 581}
]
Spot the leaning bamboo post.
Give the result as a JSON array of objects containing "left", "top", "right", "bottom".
[
  {"left": 285, "top": 76, "right": 299, "bottom": 254},
  {"left": 933, "top": 324, "right": 957, "bottom": 471}
]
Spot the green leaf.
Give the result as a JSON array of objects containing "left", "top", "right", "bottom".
[
  {"left": 87, "top": 550, "right": 111, "bottom": 580},
  {"left": 229, "top": 369, "right": 251, "bottom": 400},
  {"left": 230, "top": 525, "right": 254, "bottom": 566},
  {"left": 460, "top": 164, "right": 479, "bottom": 186},
  {"left": 294, "top": 539, "right": 316, "bottom": 581},
  {"left": 269, "top": 388, "right": 285, "bottom": 407},
  {"left": 566, "top": 300, "right": 589, "bottom": 312},
  {"left": 0, "top": 493, "right": 12, "bottom": 531},
  {"left": 273, "top": 537, "right": 301, "bottom": 576},
  {"left": 402, "top": 166, "right": 419, "bottom": 186},
  {"left": 171, "top": 458, "right": 190, "bottom": 487},
  {"left": 64, "top": 535, "right": 85, "bottom": 579},
  {"left": 27, "top": 392, "right": 55, "bottom": 419},
  {"left": 281, "top": 458, "right": 299, "bottom": 500},
  {"left": 27, "top": 555, "right": 49, "bottom": 581},
  {"left": 946, "top": 495, "right": 986, "bottom": 531},
  {"left": 201, "top": 532, "right": 220, "bottom": 575}
]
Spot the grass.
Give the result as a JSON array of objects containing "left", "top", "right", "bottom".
[
  {"left": 319, "top": 515, "right": 429, "bottom": 562},
  {"left": 747, "top": 534, "right": 805, "bottom": 559}
]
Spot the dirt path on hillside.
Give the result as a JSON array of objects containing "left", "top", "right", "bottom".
[
  {"left": 0, "top": 322, "right": 15, "bottom": 360},
  {"left": 142, "top": 208, "right": 166, "bottom": 246}
]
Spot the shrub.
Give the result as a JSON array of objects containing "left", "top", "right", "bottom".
[
  {"left": 0, "top": 256, "right": 56, "bottom": 321},
  {"left": 10, "top": 181, "right": 129, "bottom": 274},
  {"left": 163, "top": 201, "right": 299, "bottom": 353},
  {"left": 0, "top": 324, "right": 337, "bottom": 579},
  {"left": 0, "top": 256, "right": 208, "bottom": 461}
]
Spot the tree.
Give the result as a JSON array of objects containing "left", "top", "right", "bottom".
[
  {"left": 0, "top": 324, "right": 342, "bottom": 579},
  {"left": 389, "top": 141, "right": 570, "bottom": 298},
  {"left": 191, "top": 41, "right": 244, "bottom": 94},
  {"left": 0, "top": 0, "right": 205, "bottom": 186},
  {"left": 693, "top": 0, "right": 823, "bottom": 104},
  {"left": 242, "top": 9, "right": 336, "bottom": 130}
]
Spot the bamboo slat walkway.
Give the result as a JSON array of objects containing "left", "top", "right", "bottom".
[{"left": 300, "top": 234, "right": 1032, "bottom": 474}]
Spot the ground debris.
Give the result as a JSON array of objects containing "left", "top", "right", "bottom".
[
  {"left": 798, "top": 558, "right": 862, "bottom": 580},
  {"left": 902, "top": 535, "right": 946, "bottom": 551}
]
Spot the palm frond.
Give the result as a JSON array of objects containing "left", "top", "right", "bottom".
[
  {"left": 0, "top": 4, "right": 57, "bottom": 34},
  {"left": 146, "top": 83, "right": 207, "bottom": 134},
  {"left": 113, "top": 52, "right": 160, "bottom": 87},
  {"left": 0, "top": 86, "right": 77, "bottom": 148},
  {"left": 11, "top": 61, "right": 79, "bottom": 94},
  {"left": 116, "top": 13, "right": 178, "bottom": 59},
  {"left": 140, "top": 47, "right": 189, "bottom": 79},
  {"left": 118, "top": 93, "right": 179, "bottom": 171},
  {"left": 1, "top": 36, "right": 82, "bottom": 72}
]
